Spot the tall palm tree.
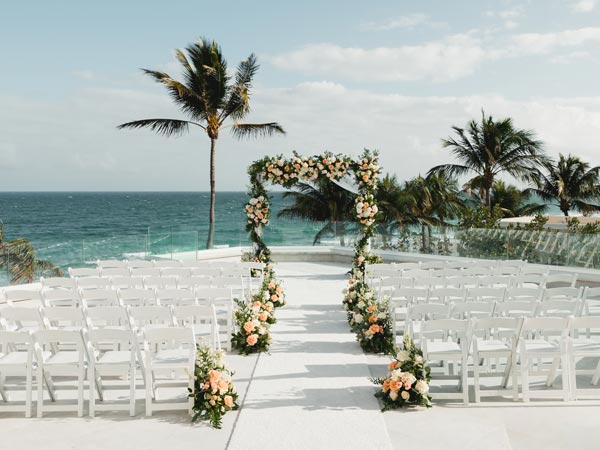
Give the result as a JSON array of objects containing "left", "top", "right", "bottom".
[
  {"left": 118, "top": 38, "right": 285, "bottom": 248},
  {"left": 277, "top": 180, "right": 356, "bottom": 246},
  {"left": 0, "top": 223, "right": 63, "bottom": 284},
  {"left": 490, "top": 180, "right": 546, "bottom": 217},
  {"left": 429, "top": 111, "right": 546, "bottom": 209},
  {"left": 525, "top": 153, "right": 600, "bottom": 216}
]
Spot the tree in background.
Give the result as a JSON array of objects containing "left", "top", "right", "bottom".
[
  {"left": 525, "top": 153, "right": 600, "bottom": 216},
  {"left": 0, "top": 223, "right": 63, "bottom": 284},
  {"left": 277, "top": 180, "right": 356, "bottom": 246},
  {"left": 118, "top": 38, "right": 285, "bottom": 248},
  {"left": 429, "top": 110, "right": 546, "bottom": 209},
  {"left": 465, "top": 179, "right": 546, "bottom": 218}
]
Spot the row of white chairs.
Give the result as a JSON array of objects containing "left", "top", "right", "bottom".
[
  {"left": 367, "top": 259, "right": 528, "bottom": 273},
  {"left": 415, "top": 316, "right": 600, "bottom": 404},
  {"left": 373, "top": 273, "right": 577, "bottom": 295},
  {"left": 0, "top": 326, "right": 197, "bottom": 418},
  {"left": 94, "top": 259, "right": 265, "bottom": 270},
  {"left": 69, "top": 265, "right": 253, "bottom": 279}
]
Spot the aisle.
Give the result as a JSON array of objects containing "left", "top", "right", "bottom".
[{"left": 228, "top": 262, "right": 393, "bottom": 450}]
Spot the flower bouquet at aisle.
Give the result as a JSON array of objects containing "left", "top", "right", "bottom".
[
  {"left": 231, "top": 298, "right": 272, "bottom": 355},
  {"left": 190, "top": 344, "right": 239, "bottom": 428},
  {"left": 371, "top": 334, "right": 432, "bottom": 410}
]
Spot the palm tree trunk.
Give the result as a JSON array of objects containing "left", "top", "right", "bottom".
[
  {"left": 206, "top": 138, "right": 217, "bottom": 249},
  {"left": 421, "top": 224, "right": 427, "bottom": 253},
  {"left": 486, "top": 187, "right": 492, "bottom": 209}
]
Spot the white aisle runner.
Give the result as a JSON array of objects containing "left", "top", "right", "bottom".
[{"left": 227, "top": 262, "right": 393, "bottom": 450}]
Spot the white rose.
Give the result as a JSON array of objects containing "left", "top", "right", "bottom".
[
  {"left": 415, "top": 380, "right": 429, "bottom": 395},
  {"left": 377, "top": 312, "right": 387, "bottom": 320},
  {"left": 415, "top": 355, "right": 424, "bottom": 365},
  {"left": 249, "top": 198, "right": 258, "bottom": 205},
  {"left": 389, "top": 391, "right": 398, "bottom": 401},
  {"left": 397, "top": 351, "right": 410, "bottom": 362},
  {"left": 401, "top": 391, "right": 410, "bottom": 400},
  {"left": 354, "top": 314, "right": 363, "bottom": 324},
  {"left": 357, "top": 301, "right": 365, "bottom": 309}
]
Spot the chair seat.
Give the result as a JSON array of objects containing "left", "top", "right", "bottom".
[
  {"left": 44, "top": 351, "right": 82, "bottom": 365},
  {"left": 97, "top": 351, "right": 134, "bottom": 365},
  {"left": 522, "top": 339, "right": 561, "bottom": 354},
  {"left": 0, "top": 352, "right": 30, "bottom": 366},
  {"left": 427, "top": 341, "right": 463, "bottom": 355},
  {"left": 475, "top": 339, "right": 512, "bottom": 353}
]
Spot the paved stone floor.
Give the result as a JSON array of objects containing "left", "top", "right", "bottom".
[{"left": 2, "top": 262, "right": 600, "bottom": 449}]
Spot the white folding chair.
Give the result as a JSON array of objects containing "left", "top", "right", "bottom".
[
  {"left": 160, "top": 267, "right": 191, "bottom": 278},
  {"left": 180, "top": 260, "right": 211, "bottom": 268},
  {"left": 76, "top": 277, "right": 111, "bottom": 290},
  {"left": 463, "top": 267, "right": 490, "bottom": 276},
  {"left": 172, "top": 304, "right": 220, "bottom": 349},
  {"left": 33, "top": 329, "right": 87, "bottom": 417},
  {"left": 118, "top": 288, "right": 157, "bottom": 307},
  {"left": 110, "top": 276, "right": 144, "bottom": 290},
  {"left": 195, "top": 288, "right": 234, "bottom": 351},
  {"left": 85, "top": 328, "right": 138, "bottom": 417},
  {"left": 449, "top": 301, "right": 494, "bottom": 320},
  {"left": 535, "top": 300, "right": 581, "bottom": 318},
  {"left": 478, "top": 275, "right": 513, "bottom": 288},
  {"left": 126, "top": 260, "right": 154, "bottom": 269},
  {"left": 152, "top": 260, "right": 182, "bottom": 268},
  {"left": 42, "top": 289, "right": 80, "bottom": 308},
  {"left": 0, "top": 307, "right": 46, "bottom": 332},
  {"left": 100, "top": 268, "right": 130, "bottom": 278},
  {"left": 517, "top": 317, "right": 570, "bottom": 402},
  {"left": 0, "top": 330, "right": 36, "bottom": 417},
  {"left": 394, "top": 262, "right": 421, "bottom": 271},
  {"left": 177, "top": 276, "right": 213, "bottom": 290},
  {"left": 514, "top": 274, "right": 546, "bottom": 289},
  {"left": 581, "top": 287, "right": 600, "bottom": 317},
  {"left": 130, "top": 268, "right": 161, "bottom": 278},
  {"left": 97, "top": 260, "right": 127, "bottom": 269},
  {"left": 189, "top": 267, "right": 221, "bottom": 278},
  {"left": 542, "top": 287, "right": 582, "bottom": 302},
  {"left": 505, "top": 287, "right": 542, "bottom": 303},
  {"left": 68, "top": 267, "right": 99, "bottom": 278},
  {"left": 143, "top": 276, "right": 178, "bottom": 290},
  {"left": 211, "top": 276, "right": 244, "bottom": 300},
  {"left": 471, "top": 317, "right": 523, "bottom": 402},
  {"left": 42, "top": 307, "right": 87, "bottom": 330},
  {"left": 85, "top": 306, "right": 133, "bottom": 330},
  {"left": 80, "top": 288, "right": 120, "bottom": 308},
  {"left": 494, "top": 300, "right": 538, "bottom": 319},
  {"left": 406, "top": 303, "right": 450, "bottom": 340},
  {"left": 143, "top": 327, "right": 195, "bottom": 416},
  {"left": 545, "top": 273, "right": 577, "bottom": 288},
  {"left": 427, "top": 287, "right": 466, "bottom": 305},
  {"left": 466, "top": 287, "right": 505, "bottom": 303},
  {"left": 41, "top": 277, "right": 77, "bottom": 291},
  {"left": 420, "top": 261, "right": 447, "bottom": 271},
  {"left": 420, "top": 319, "right": 470, "bottom": 405},
  {"left": 128, "top": 306, "right": 175, "bottom": 331},
  {"left": 519, "top": 265, "right": 550, "bottom": 276},
  {"left": 4, "top": 290, "right": 43, "bottom": 306},
  {"left": 155, "top": 288, "right": 196, "bottom": 306},
  {"left": 567, "top": 316, "right": 600, "bottom": 399}
]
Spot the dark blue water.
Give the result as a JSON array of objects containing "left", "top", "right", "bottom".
[{"left": 0, "top": 192, "right": 332, "bottom": 269}]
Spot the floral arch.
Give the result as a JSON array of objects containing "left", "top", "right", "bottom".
[{"left": 239, "top": 150, "right": 394, "bottom": 355}]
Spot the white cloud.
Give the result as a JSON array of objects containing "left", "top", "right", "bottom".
[
  {"left": 484, "top": 6, "right": 525, "bottom": 29},
  {"left": 361, "top": 13, "right": 442, "bottom": 31},
  {"left": 511, "top": 27, "right": 600, "bottom": 54},
  {"left": 73, "top": 70, "right": 95, "bottom": 80},
  {"left": 270, "top": 34, "right": 485, "bottom": 82},
  {"left": 3, "top": 83, "right": 600, "bottom": 190},
  {"left": 571, "top": 0, "right": 597, "bottom": 12}
]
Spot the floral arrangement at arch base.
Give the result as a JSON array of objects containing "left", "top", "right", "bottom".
[
  {"left": 370, "top": 334, "right": 432, "bottom": 410},
  {"left": 190, "top": 343, "right": 239, "bottom": 428}
]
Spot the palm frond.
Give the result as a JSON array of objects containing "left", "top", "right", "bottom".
[
  {"left": 230, "top": 123, "right": 285, "bottom": 139},
  {"left": 117, "top": 118, "right": 193, "bottom": 137}
]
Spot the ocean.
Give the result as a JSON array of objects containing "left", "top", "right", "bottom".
[{"left": 0, "top": 192, "right": 337, "bottom": 271}]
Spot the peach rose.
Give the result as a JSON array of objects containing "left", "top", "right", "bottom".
[
  {"left": 218, "top": 380, "right": 229, "bottom": 394},
  {"left": 369, "top": 324, "right": 380, "bottom": 335},
  {"left": 390, "top": 380, "right": 402, "bottom": 392},
  {"left": 224, "top": 395, "right": 234, "bottom": 408},
  {"left": 368, "top": 315, "right": 377, "bottom": 323},
  {"left": 243, "top": 321, "right": 256, "bottom": 334},
  {"left": 382, "top": 379, "right": 391, "bottom": 392},
  {"left": 252, "top": 301, "right": 262, "bottom": 308},
  {"left": 388, "top": 360, "right": 399, "bottom": 371},
  {"left": 259, "top": 312, "right": 269, "bottom": 322},
  {"left": 246, "top": 334, "right": 258, "bottom": 346}
]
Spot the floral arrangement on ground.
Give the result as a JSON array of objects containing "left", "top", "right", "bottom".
[
  {"left": 370, "top": 334, "right": 432, "bottom": 410},
  {"left": 190, "top": 343, "right": 239, "bottom": 428}
]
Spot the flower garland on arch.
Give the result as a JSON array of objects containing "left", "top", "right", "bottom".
[{"left": 244, "top": 149, "right": 394, "bottom": 355}]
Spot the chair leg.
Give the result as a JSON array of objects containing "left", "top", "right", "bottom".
[
  {"left": 591, "top": 359, "right": 600, "bottom": 386},
  {"left": 129, "top": 364, "right": 136, "bottom": 417},
  {"left": 473, "top": 352, "right": 481, "bottom": 403},
  {"left": 0, "top": 374, "right": 7, "bottom": 402},
  {"left": 145, "top": 367, "right": 152, "bottom": 417},
  {"left": 78, "top": 365, "right": 85, "bottom": 417},
  {"left": 546, "top": 357, "right": 561, "bottom": 387},
  {"left": 511, "top": 355, "right": 519, "bottom": 401},
  {"left": 37, "top": 367, "right": 44, "bottom": 418},
  {"left": 89, "top": 364, "right": 96, "bottom": 418},
  {"left": 25, "top": 366, "right": 32, "bottom": 418},
  {"left": 521, "top": 353, "right": 530, "bottom": 403},
  {"left": 462, "top": 357, "right": 469, "bottom": 405}
]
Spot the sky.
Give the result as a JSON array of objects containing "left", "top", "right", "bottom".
[{"left": 1, "top": 0, "right": 600, "bottom": 191}]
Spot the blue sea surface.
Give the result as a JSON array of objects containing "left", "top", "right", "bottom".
[{"left": 0, "top": 192, "right": 332, "bottom": 269}]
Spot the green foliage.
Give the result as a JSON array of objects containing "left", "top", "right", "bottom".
[
  {"left": 524, "top": 214, "right": 549, "bottom": 231},
  {"left": 458, "top": 204, "right": 504, "bottom": 229}
]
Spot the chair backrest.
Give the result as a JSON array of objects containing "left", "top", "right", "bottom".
[
  {"left": 583, "top": 286, "right": 600, "bottom": 301},
  {"left": 493, "top": 300, "right": 538, "bottom": 318},
  {"left": 126, "top": 260, "right": 154, "bottom": 269},
  {"left": 130, "top": 268, "right": 161, "bottom": 278},
  {"left": 99, "top": 268, "right": 131, "bottom": 277},
  {"left": 478, "top": 275, "right": 513, "bottom": 288},
  {"left": 86, "top": 328, "right": 137, "bottom": 353},
  {"left": 76, "top": 277, "right": 111, "bottom": 290},
  {"left": 110, "top": 276, "right": 144, "bottom": 289},
  {"left": 41, "top": 277, "right": 77, "bottom": 290},
  {"left": 505, "top": 287, "right": 542, "bottom": 302},
  {"left": 33, "top": 329, "right": 86, "bottom": 353},
  {"left": 189, "top": 267, "right": 221, "bottom": 278},
  {"left": 493, "top": 266, "right": 520, "bottom": 276},
  {"left": 211, "top": 276, "right": 242, "bottom": 289},
  {"left": 155, "top": 288, "right": 196, "bottom": 306},
  {"left": 519, "top": 265, "right": 550, "bottom": 276},
  {"left": 0, "top": 307, "right": 46, "bottom": 331},
  {"left": 420, "top": 261, "right": 447, "bottom": 271},
  {"left": 543, "top": 286, "right": 582, "bottom": 301},
  {"left": 177, "top": 276, "right": 213, "bottom": 289},
  {"left": 462, "top": 267, "right": 490, "bottom": 276},
  {"left": 160, "top": 267, "right": 191, "bottom": 278},
  {"left": 391, "top": 287, "right": 428, "bottom": 303},
  {"left": 221, "top": 267, "right": 249, "bottom": 278},
  {"left": 369, "top": 268, "right": 399, "bottom": 280},
  {"left": 444, "top": 260, "right": 476, "bottom": 270},
  {"left": 144, "top": 326, "right": 195, "bottom": 350},
  {"left": 414, "top": 276, "right": 446, "bottom": 289},
  {"left": 97, "top": 260, "right": 127, "bottom": 269},
  {"left": 0, "top": 330, "right": 34, "bottom": 358},
  {"left": 85, "top": 306, "right": 132, "bottom": 330},
  {"left": 466, "top": 287, "right": 505, "bottom": 302},
  {"left": 195, "top": 287, "right": 233, "bottom": 304},
  {"left": 117, "top": 288, "right": 157, "bottom": 307},
  {"left": 449, "top": 301, "right": 494, "bottom": 319},
  {"left": 535, "top": 299, "right": 580, "bottom": 318},
  {"left": 42, "top": 307, "right": 87, "bottom": 329},
  {"left": 520, "top": 316, "right": 569, "bottom": 335},
  {"left": 472, "top": 316, "right": 521, "bottom": 334},
  {"left": 569, "top": 316, "right": 600, "bottom": 336},
  {"left": 433, "top": 268, "right": 462, "bottom": 278},
  {"left": 4, "top": 289, "right": 43, "bottom": 306},
  {"left": 152, "top": 260, "right": 182, "bottom": 268},
  {"left": 80, "top": 288, "right": 119, "bottom": 308},
  {"left": 427, "top": 287, "right": 466, "bottom": 304},
  {"left": 143, "top": 276, "right": 178, "bottom": 289},
  {"left": 68, "top": 267, "right": 99, "bottom": 278},
  {"left": 407, "top": 303, "right": 450, "bottom": 322},
  {"left": 42, "top": 289, "right": 80, "bottom": 308},
  {"left": 497, "top": 259, "right": 527, "bottom": 268},
  {"left": 394, "top": 262, "right": 421, "bottom": 271},
  {"left": 181, "top": 260, "right": 212, "bottom": 268},
  {"left": 172, "top": 304, "right": 217, "bottom": 326},
  {"left": 419, "top": 318, "right": 470, "bottom": 341},
  {"left": 514, "top": 274, "right": 546, "bottom": 288},
  {"left": 545, "top": 273, "right": 577, "bottom": 288},
  {"left": 239, "top": 261, "right": 266, "bottom": 271},
  {"left": 402, "top": 269, "right": 431, "bottom": 278},
  {"left": 445, "top": 276, "right": 479, "bottom": 288},
  {"left": 129, "top": 306, "right": 175, "bottom": 328}
]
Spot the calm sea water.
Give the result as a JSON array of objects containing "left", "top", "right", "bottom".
[{"left": 0, "top": 192, "right": 333, "bottom": 270}]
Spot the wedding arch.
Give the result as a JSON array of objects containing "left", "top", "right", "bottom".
[{"left": 244, "top": 149, "right": 382, "bottom": 276}]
